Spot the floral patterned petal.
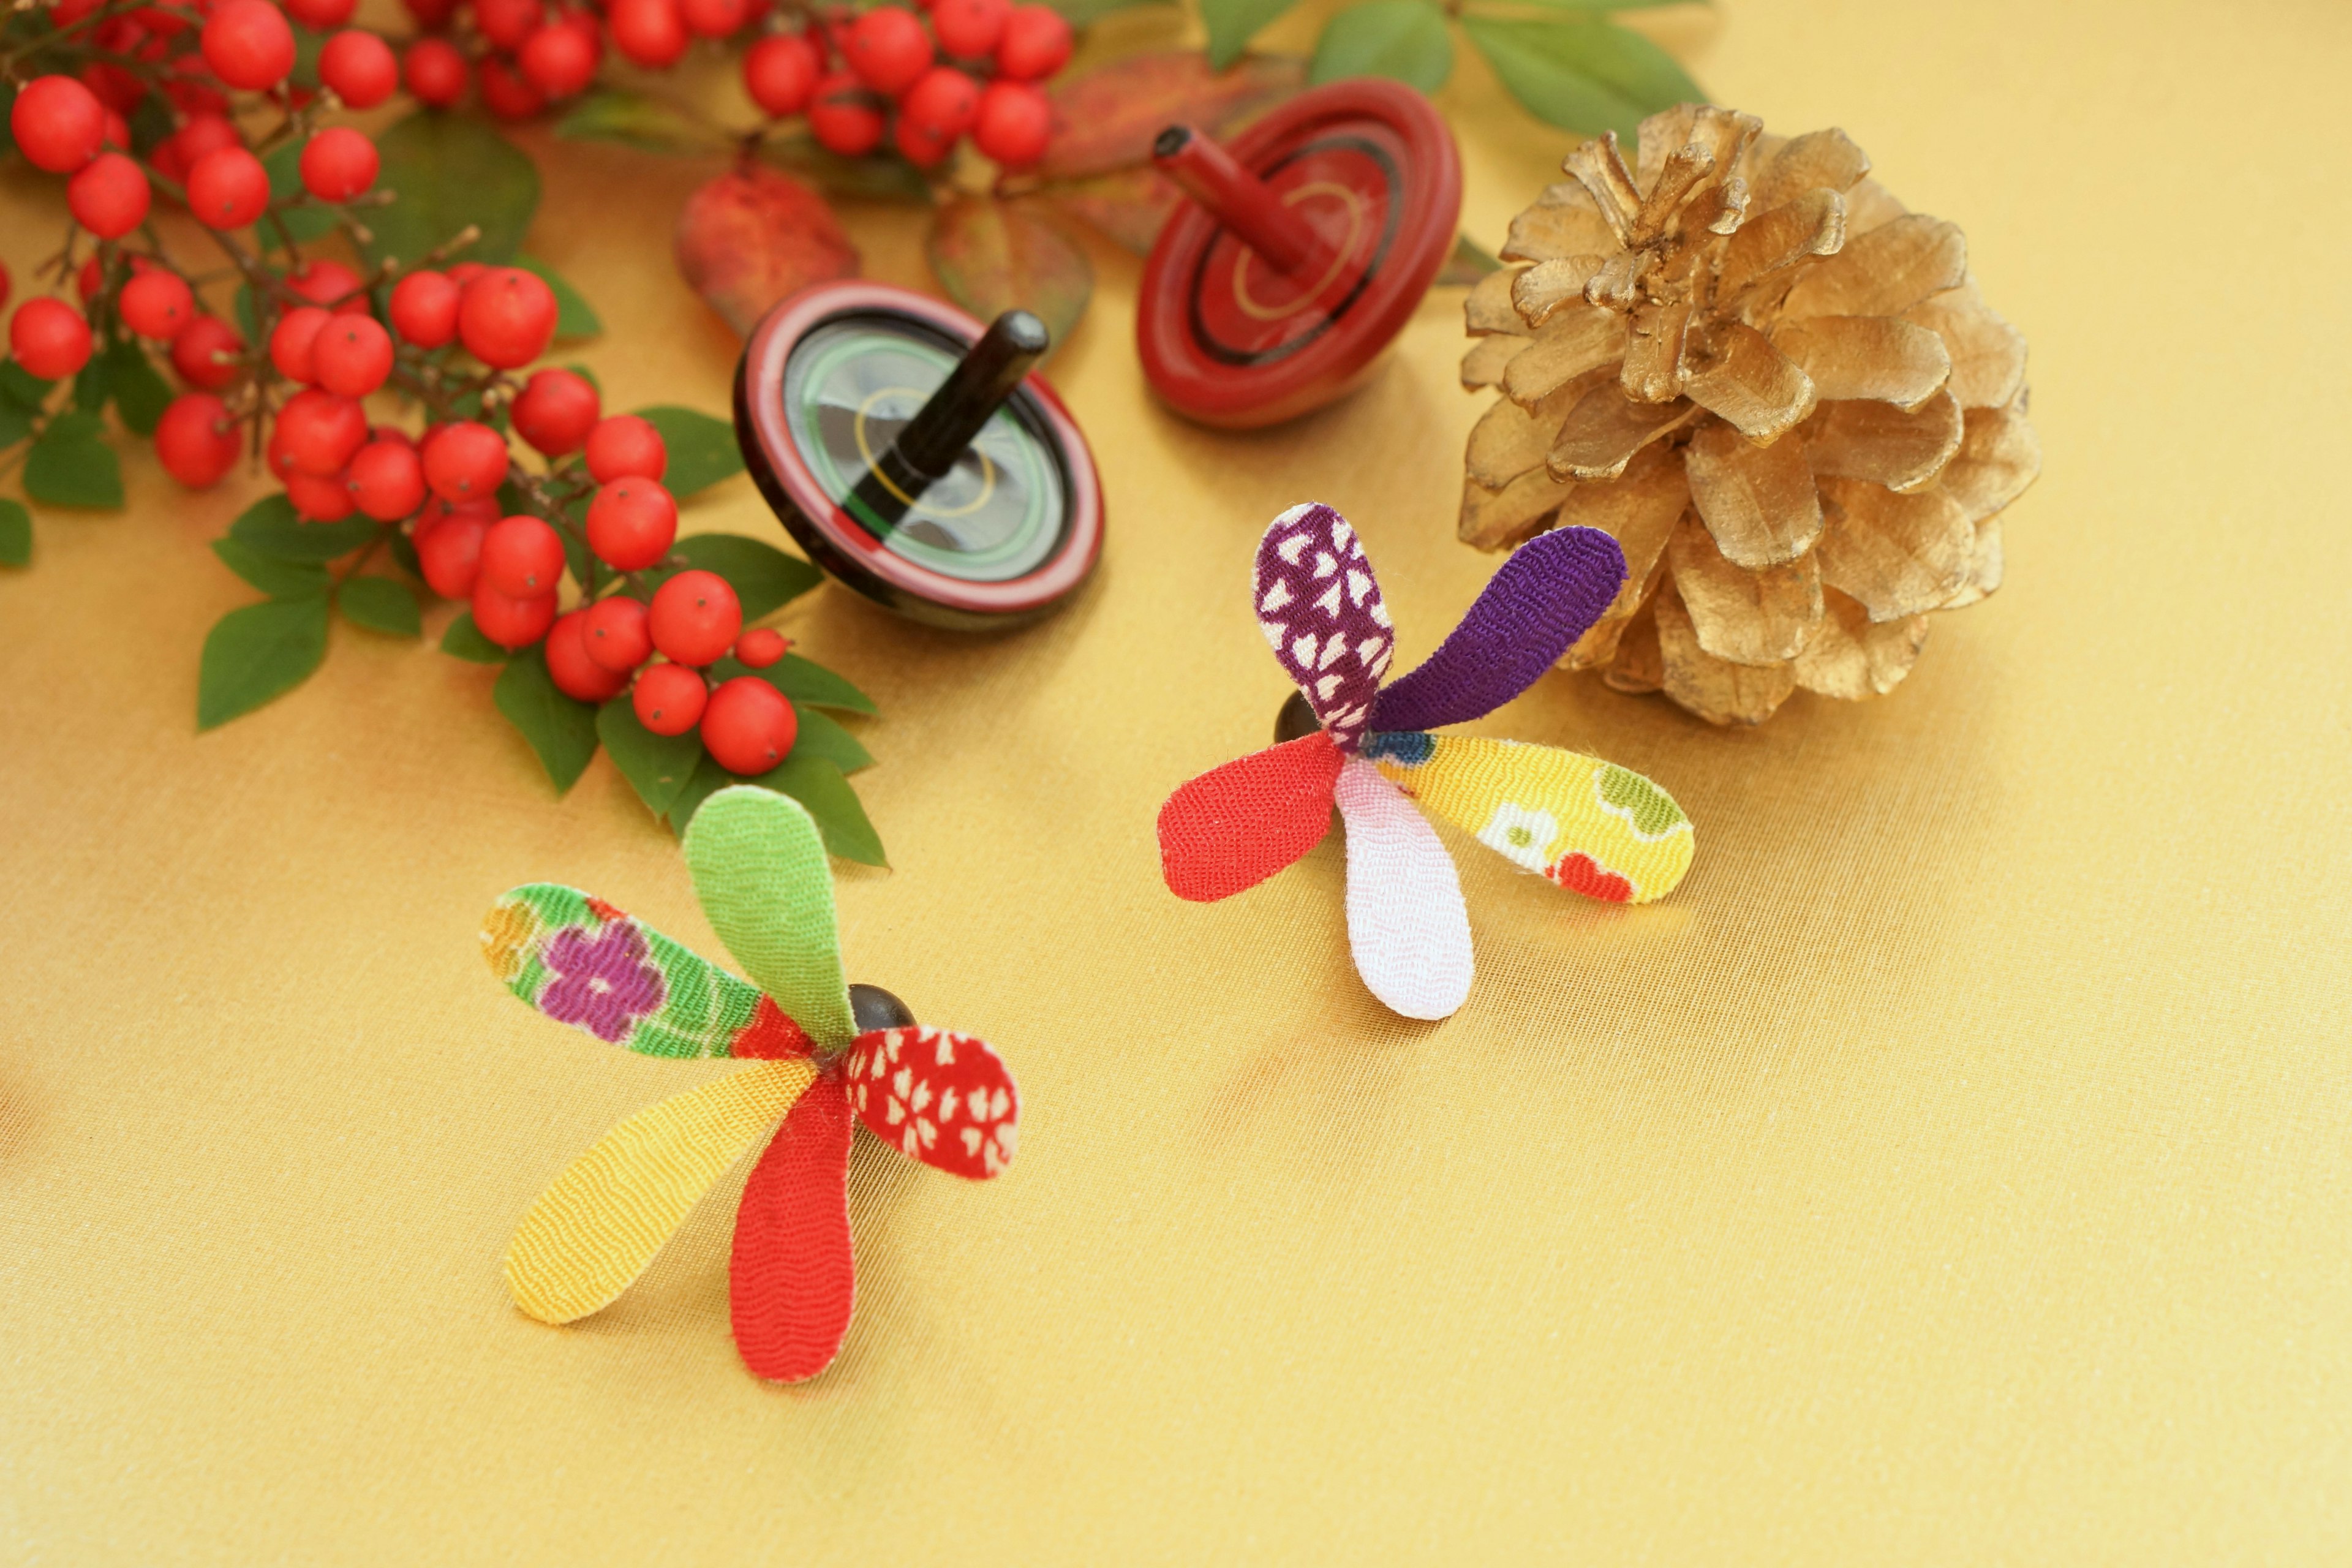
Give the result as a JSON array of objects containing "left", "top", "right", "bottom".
[
  {"left": 1253, "top": 502, "right": 1394, "bottom": 753},
  {"left": 484, "top": 884, "right": 767, "bottom": 1060},
  {"left": 843, "top": 1025, "right": 1019, "bottom": 1180}
]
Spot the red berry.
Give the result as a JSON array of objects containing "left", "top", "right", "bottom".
[
  {"left": 930, "top": 0, "right": 1006, "bottom": 59},
  {"left": 846, "top": 7, "right": 931, "bottom": 95},
  {"left": 288, "top": 259, "right": 367, "bottom": 312},
  {"left": 477, "top": 53, "right": 546, "bottom": 121},
  {"left": 586, "top": 478, "right": 677, "bottom": 571},
  {"left": 447, "top": 261, "right": 487, "bottom": 288},
  {"left": 902, "top": 65, "right": 978, "bottom": 137},
  {"left": 994, "top": 4, "right": 1069, "bottom": 80},
  {"left": 310, "top": 314, "right": 393, "bottom": 398},
  {"left": 475, "top": 0, "right": 541, "bottom": 49},
  {"left": 699, "top": 676, "right": 797, "bottom": 774},
  {"left": 546, "top": 609, "right": 631, "bottom": 701},
  {"left": 202, "top": 0, "right": 297, "bottom": 91},
  {"left": 170, "top": 112, "right": 244, "bottom": 168},
  {"left": 743, "top": 33, "right": 820, "bottom": 117},
  {"left": 270, "top": 306, "right": 330, "bottom": 383},
  {"left": 155, "top": 393, "right": 243, "bottom": 488},
  {"left": 510, "top": 368, "right": 600, "bottom": 456},
  {"left": 285, "top": 0, "right": 358, "bottom": 29},
  {"left": 648, "top": 569, "right": 741, "bottom": 666},
  {"left": 808, "top": 72, "right": 885, "bottom": 156},
  {"left": 170, "top": 315, "right": 244, "bottom": 388},
  {"left": 10, "top": 298, "right": 94, "bottom": 380},
  {"left": 633, "top": 662, "right": 707, "bottom": 735},
  {"left": 10, "top": 77, "right": 107, "bottom": 174},
  {"left": 345, "top": 438, "right": 426, "bottom": 520},
  {"left": 275, "top": 388, "right": 369, "bottom": 475},
  {"left": 972, "top": 78, "right": 1050, "bottom": 168},
  {"left": 679, "top": 0, "right": 750, "bottom": 37},
  {"left": 413, "top": 502, "right": 492, "bottom": 596},
  {"left": 80, "top": 61, "right": 141, "bottom": 117},
  {"left": 457, "top": 266, "right": 557, "bottom": 368},
  {"left": 895, "top": 116, "right": 952, "bottom": 168},
  {"left": 480, "top": 514, "right": 566, "bottom": 597},
  {"left": 734, "top": 627, "right": 788, "bottom": 668},
  {"left": 583, "top": 414, "right": 666, "bottom": 483},
  {"left": 404, "top": 38, "right": 468, "bottom": 105},
  {"left": 119, "top": 270, "right": 195, "bottom": 339},
  {"left": 471, "top": 581, "right": 557, "bottom": 649},
  {"left": 65, "top": 151, "right": 149, "bottom": 238},
  {"left": 581, "top": 594, "right": 652, "bottom": 673},
  {"left": 608, "top": 0, "right": 687, "bottom": 67},
  {"left": 286, "top": 466, "right": 357, "bottom": 521},
  {"left": 421, "top": 420, "right": 509, "bottom": 501},
  {"left": 186, "top": 146, "right": 270, "bottom": 229},
  {"left": 388, "top": 270, "right": 461, "bottom": 346},
  {"left": 319, "top": 30, "right": 398, "bottom": 108},
  {"left": 299, "top": 126, "right": 377, "bottom": 201},
  {"left": 402, "top": 0, "right": 458, "bottom": 29},
  {"left": 518, "top": 23, "right": 596, "bottom": 98}
]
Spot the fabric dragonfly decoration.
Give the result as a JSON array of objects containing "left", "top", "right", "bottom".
[
  {"left": 1158, "top": 502, "right": 1696, "bottom": 1020},
  {"left": 480, "top": 786, "right": 1017, "bottom": 1383}
]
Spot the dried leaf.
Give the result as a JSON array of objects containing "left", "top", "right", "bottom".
[
  {"left": 1039, "top": 166, "right": 1180, "bottom": 255},
  {"left": 1466, "top": 266, "right": 1532, "bottom": 335},
  {"left": 1904, "top": 279, "right": 2027, "bottom": 409},
  {"left": 1600, "top": 589, "right": 1664, "bottom": 693},
  {"left": 1668, "top": 513, "right": 1823, "bottom": 666},
  {"left": 1937, "top": 402, "right": 2041, "bottom": 521},
  {"left": 1804, "top": 390, "right": 1964, "bottom": 493},
  {"left": 926, "top": 197, "right": 1095, "bottom": 355},
  {"left": 1772, "top": 315, "right": 1950, "bottom": 408},
  {"left": 1684, "top": 415, "right": 1823, "bottom": 568},
  {"left": 1653, "top": 576, "right": 1795, "bottom": 724},
  {"left": 1037, "top": 51, "right": 1304, "bottom": 181},
  {"left": 1461, "top": 334, "right": 1526, "bottom": 391},
  {"left": 1716, "top": 188, "right": 1845, "bottom": 300},
  {"left": 1782, "top": 213, "right": 1967, "bottom": 321},
  {"left": 1749, "top": 127, "right": 1871, "bottom": 211},
  {"left": 675, "top": 167, "right": 859, "bottom": 338},
  {"left": 1512, "top": 256, "right": 1607, "bottom": 326},
  {"left": 1939, "top": 514, "right": 2005, "bottom": 609},
  {"left": 1814, "top": 477, "right": 1973, "bottom": 621},
  {"left": 1789, "top": 587, "right": 1928, "bottom": 699},
  {"left": 1545, "top": 379, "right": 1698, "bottom": 483},
  {"left": 1459, "top": 468, "right": 1567, "bottom": 552},
  {"left": 1502, "top": 306, "right": 1621, "bottom": 407},
  {"left": 1619, "top": 296, "right": 1695, "bottom": 403},
  {"left": 1683, "top": 322, "right": 1815, "bottom": 443},
  {"left": 1500, "top": 183, "right": 1618, "bottom": 263}
]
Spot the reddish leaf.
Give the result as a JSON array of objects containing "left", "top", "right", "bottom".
[
  {"left": 1037, "top": 51, "right": 1305, "bottom": 181},
  {"left": 1038, "top": 166, "right": 1182, "bottom": 256},
  {"left": 674, "top": 166, "right": 860, "bottom": 338},
  {"left": 925, "top": 197, "right": 1094, "bottom": 354}
]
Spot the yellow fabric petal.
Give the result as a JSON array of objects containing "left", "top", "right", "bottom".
[
  {"left": 505, "top": 1059, "right": 817, "bottom": 1325},
  {"left": 1365, "top": 733, "right": 1694, "bottom": 905}
]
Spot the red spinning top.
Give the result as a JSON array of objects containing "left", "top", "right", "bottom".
[{"left": 1136, "top": 78, "right": 1463, "bottom": 430}]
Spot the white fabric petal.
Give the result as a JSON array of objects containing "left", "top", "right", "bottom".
[{"left": 1333, "top": 758, "right": 1474, "bottom": 1020}]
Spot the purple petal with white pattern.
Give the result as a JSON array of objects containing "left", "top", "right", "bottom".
[{"left": 1253, "top": 502, "right": 1394, "bottom": 753}]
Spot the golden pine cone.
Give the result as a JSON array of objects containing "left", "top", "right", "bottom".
[{"left": 1458, "top": 105, "right": 2041, "bottom": 725}]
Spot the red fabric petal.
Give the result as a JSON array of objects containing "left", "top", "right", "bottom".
[
  {"left": 728, "top": 1072, "right": 855, "bottom": 1383},
  {"left": 728, "top": 993, "right": 816, "bottom": 1060},
  {"left": 845, "top": 1026, "right": 1019, "bottom": 1180},
  {"left": 1156, "top": 733, "right": 1343, "bottom": 902}
]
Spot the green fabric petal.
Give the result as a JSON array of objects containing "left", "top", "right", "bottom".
[{"left": 682, "top": 786, "right": 857, "bottom": 1051}]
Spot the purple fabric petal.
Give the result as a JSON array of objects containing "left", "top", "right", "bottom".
[
  {"left": 1369, "top": 526, "right": 1628, "bottom": 734},
  {"left": 1254, "top": 502, "right": 1395, "bottom": 754}
]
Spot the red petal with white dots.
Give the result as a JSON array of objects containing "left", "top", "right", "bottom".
[{"left": 843, "top": 1026, "right": 1019, "bottom": 1180}]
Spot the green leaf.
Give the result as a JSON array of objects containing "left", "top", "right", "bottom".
[
  {"left": 388, "top": 526, "right": 422, "bottom": 578},
  {"left": 663, "top": 751, "right": 736, "bottom": 838},
  {"left": 1201, "top": 0, "right": 1299, "bottom": 69},
  {"left": 565, "top": 362, "right": 601, "bottom": 394},
  {"left": 262, "top": 141, "right": 341, "bottom": 246},
  {"left": 554, "top": 89, "right": 731, "bottom": 156},
  {"left": 790, "top": 707, "right": 875, "bottom": 775},
  {"left": 71, "top": 350, "right": 111, "bottom": 417},
  {"left": 439, "top": 610, "right": 510, "bottom": 663},
  {"left": 212, "top": 537, "right": 331, "bottom": 598},
  {"left": 197, "top": 594, "right": 331, "bottom": 729},
  {"left": 233, "top": 282, "right": 260, "bottom": 344},
  {"left": 1458, "top": 15, "right": 1702, "bottom": 143},
  {"left": 925, "top": 198, "right": 1095, "bottom": 360},
  {"left": 362, "top": 111, "right": 541, "bottom": 269},
  {"left": 758, "top": 135, "right": 935, "bottom": 204},
  {"left": 0, "top": 498, "right": 29, "bottom": 568},
  {"left": 24, "top": 412, "right": 122, "bottom": 508},
  {"left": 494, "top": 648, "right": 600, "bottom": 792},
  {"left": 748, "top": 753, "right": 886, "bottom": 865},
  {"left": 104, "top": 337, "right": 172, "bottom": 437},
  {"left": 228, "top": 492, "right": 377, "bottom": 560},
  {"left": 597, "top": 697, "right": 703, "bottom": 817},
  {"left": 1436, "top": 231, "right": 1502, "bottom": 287},
  {"left": 338, "top": 576, "right": 422, "bottom": 636},
  {"left": 128, "top": 92, "right": 175, "bottom": 157},
  {"left": 764, "top": 652, "right": 876, "bottom": 714},
  {"left": 662, "top": 533, "right": 823, "bottom": 620},
  {"left": 514, "top": 255, "right": 603, "bottom": 341},
  {"left": 0, "top": 361, "right": 53, "bottom": 413},
  {"left": 1309, "top": 0, "right": 1453, "bottom": 91},
  {"left": 1049, "top": 0, "right": 1171, "bottom": 21},
  {"left": 0, "top": 401, "right": 31, "bottom": 450},
  {"left": 632, "top": 405, "right": 743, "bottom": 498}
]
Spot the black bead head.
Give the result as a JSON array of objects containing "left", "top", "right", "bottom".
[
  {"left": 848, "top": 983, "right": 916, "bottom": 1032},
  {"left": 1274, "top": 689, "right": 1319, "bottom": 745}
]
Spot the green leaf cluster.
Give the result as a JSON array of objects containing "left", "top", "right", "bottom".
[
  {"left": 197, "top": 496, "right": 408, "bottom": 729},
  {"left": 361, "top": 111, "right": 541, "bottom": 270},
  {"left": 631, "top": 406, "right": 744, "bottom": 499}
]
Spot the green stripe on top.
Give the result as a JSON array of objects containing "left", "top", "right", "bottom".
[{"left": 482, "top": 884, "right": 764, "bottom": 1060}]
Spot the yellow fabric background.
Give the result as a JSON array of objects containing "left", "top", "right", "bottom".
[{"left": 5, "top": 0, "right": 2349, "bottom": 1559}]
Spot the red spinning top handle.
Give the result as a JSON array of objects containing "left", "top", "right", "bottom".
[{"left": 1152, "top": 123, "right": 1336, "bottom": 279}]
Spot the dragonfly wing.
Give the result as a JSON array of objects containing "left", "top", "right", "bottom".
[
  {"left": 730, "top": 1072, "right": 857, "bottom": 1383},
  {"left": 484, "top": 884, "right": 778, "bottom": 1060},
  {"left": 1254, "top": 503, "right": 1394, "bottom": 753},
  {"left": 1369, "top": 526, "right": 1627, "bottom": 733},
  {"left": 1333, "top": 757, "right": 1474, "bottom": 1020},
  {"left": 1363, "top": 732, "right": 1694, "bottom": 903},
  {"left": 845, "top": 1026, "right": 1019, "bottom": 1180},
  {"left": 1157, "top": 733, "right": 1343, "bottom": 902},
  {"left": 504, "top": 1058, "right": 817, "bottom": 1324},
  {"left": 683, "top": 786, "right": 859, "bottom": 1054}
]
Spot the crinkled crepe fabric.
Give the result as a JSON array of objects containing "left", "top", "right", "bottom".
[
  {"left": 1254, "top": 502, "right": 1394, "bottom": 752},
  {"left": 1332, "top": 758, "right": 1474, "bottom": 1020}
]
